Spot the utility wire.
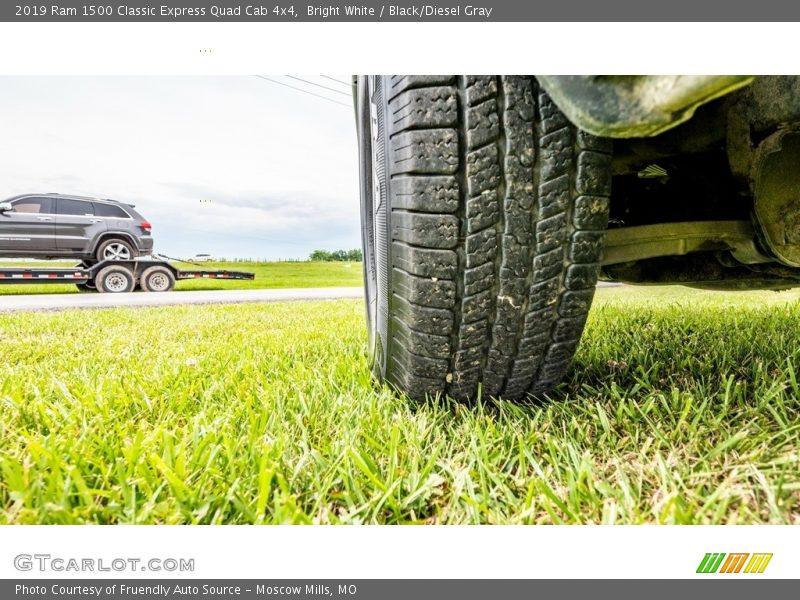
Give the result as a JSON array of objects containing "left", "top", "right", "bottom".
[
  {"left": 253, "top": 75, "right": 350, "bottom": 108},
  {"left": 284, "top": 75, "right": 351, "bottom": 97},
  {"left": 320, "top": 75, "right": 355, "bottom": 88},
  {"left": 167, "top": 222, "right": 348, "bottom": 246}
]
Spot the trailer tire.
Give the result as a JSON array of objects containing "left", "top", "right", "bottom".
[
  {"left": 358, "top": 75, "right": 612, "bottom": 402},
  {"left": 75, "top": 281, "right": 97, "bottom": 292},
  {"left": 95, "top": 265, "right": 135, "bottom": 293},
  {"left": 140, "top": 265, "right": 176, "bottom": 292}
]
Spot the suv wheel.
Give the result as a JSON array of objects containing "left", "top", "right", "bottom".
[
  {"left": 96, "top": 238, "right": 134, "bottom": 261},
  {"left": 358, "top": 75, "right": 612, "bottom": 402}
]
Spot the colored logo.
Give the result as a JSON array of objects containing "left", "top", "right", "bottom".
[{"left": 697, "top": 553, "right": 773, "bottom": 574}]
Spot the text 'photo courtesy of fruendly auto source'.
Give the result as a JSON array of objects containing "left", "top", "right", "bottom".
[{"left": 1, "top": 74, "right": 800, "bottom": 529}]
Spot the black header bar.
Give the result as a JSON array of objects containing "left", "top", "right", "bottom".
[{"left": 4, "top": 0, "right": 800, "bottom": 21}]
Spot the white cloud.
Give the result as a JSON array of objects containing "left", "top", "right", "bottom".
[{"left": 0, "top": 76, "right": 360, "bottom": 259}]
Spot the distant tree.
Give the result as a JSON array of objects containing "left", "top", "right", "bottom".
[{"left": 310, "top": 249, "right": 332, "bottom": 261}]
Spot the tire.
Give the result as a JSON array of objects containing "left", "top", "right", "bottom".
[
  {"left": 140, "top": 265, "right": 176, "bottom": 292},
  {"left": 95, "top": 264, "right": 135, "bottom": 293},
  {"left": 96, "top": 238, "right": 135, "bottom": 262},
  {"left": 358, "top": 75, "right": 612, "bottom": 402},
  {"left": 75, "top": 281, "right": 97, "bottom": 293}
]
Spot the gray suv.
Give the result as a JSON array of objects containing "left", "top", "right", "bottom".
[{"left": 0, "top": 193, "right": 153, "bottom": 262}]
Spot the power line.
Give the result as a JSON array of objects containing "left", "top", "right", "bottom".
[
  {"left": 320, "top": 75, "right": 355, "bottom": 88},
  {"left": 167, "top": 222, "right": 351, "bottom": 246},
  {"left": 253, "top": 75, "right": 350, "bottom": 108},
  {"left": 284, "top": 75, "right": 351, "bottom": 97}
]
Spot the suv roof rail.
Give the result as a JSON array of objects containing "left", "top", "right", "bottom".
[{"left": 38, "top": 192, "right": 131, "bottom": 206}]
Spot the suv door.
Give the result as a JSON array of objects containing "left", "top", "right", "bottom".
[
  {"left": 0, "top": 196, "right": 55, "bottom": 254},
  {"left": 54, "top": 198, "right": 107, "bottom": 252}
]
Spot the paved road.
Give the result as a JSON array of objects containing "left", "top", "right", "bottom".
[
  {"left": 0, "top": 282, "right": 622, "bottom": 313},
  {"left": 0, "top": 287, "right": 364, "bottom": 313}
]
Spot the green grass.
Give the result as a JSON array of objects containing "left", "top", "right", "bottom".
[
  {"left": 0, "top": 261, "right": 363, "bottom": 295},
  {"left": 1, "top": 285, "right": 800, "bottom": 524}
]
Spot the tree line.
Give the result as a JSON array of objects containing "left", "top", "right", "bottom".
[{"left": 309, "top": 249, "right": 363, "bottom": 262}]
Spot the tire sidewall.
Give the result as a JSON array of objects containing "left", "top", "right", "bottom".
[{"left": 358, "top": 75, "right": 391, "bottom": 380}]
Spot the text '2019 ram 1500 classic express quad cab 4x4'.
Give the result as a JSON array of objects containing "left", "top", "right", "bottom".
[
  {"left": 357, "top": 75, "right": 800, "bottom": 402},
  {"left": 0, "top": 193, "right": 153, "bottom": 262}
]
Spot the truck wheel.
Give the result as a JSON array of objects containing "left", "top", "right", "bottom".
[
  {"left": 358, "top": 75, "right": 612, "bottom": 402},
  {"left": 95, "top": 265, "right": 135, "bottom": 293},
  {"left": 96, "top": 238, "right": 134, "bottom": 261},
  {"left": 140, "top": 265, "right": 176, "bottom": 292}
]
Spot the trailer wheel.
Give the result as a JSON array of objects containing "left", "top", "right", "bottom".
[
  {"left": 75, "top": 281, "right": 97, "bottom": 293},
  {"left": 358, "top": 75, "right": 612, "bottom": 402},
  {"left": 95, "top": 265, "right": 135, "bottom": 293},
  {"left": 140, "top": 265, "right": 175, "bottom": 292}
]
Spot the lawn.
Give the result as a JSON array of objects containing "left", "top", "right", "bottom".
[
  {"left": 1, "top": 285, "right": 799, "bottom": 524},
  {"left": 0, "top": 261, "right": 363, "bottom": 295}
]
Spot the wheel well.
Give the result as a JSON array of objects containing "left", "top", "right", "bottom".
[{"left": 91, "top": 232, "right": 139, "bottom": 254}]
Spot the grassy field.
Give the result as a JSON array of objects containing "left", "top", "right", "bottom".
[
  {"left": 0, "top": 261, "right": 362, "bottom": 295},
  {"left": 1, "top": 285, "right": 799, "bottom": 524}
]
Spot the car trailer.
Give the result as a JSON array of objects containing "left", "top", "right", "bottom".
[{"left": 0, "top": 258, "right": 255, "bottom": 293}]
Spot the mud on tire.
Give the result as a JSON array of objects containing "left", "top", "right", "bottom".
[{"left": 358, "top": 75, "right": 612, "bottom": 402}]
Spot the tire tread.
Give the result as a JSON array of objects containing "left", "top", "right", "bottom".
[{"left": 376, "top": 75, "right": 611, "bottom": 402}]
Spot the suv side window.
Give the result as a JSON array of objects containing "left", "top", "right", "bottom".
[
  {"left": 93, "top": 202, "right": 129, "bottom": 218},
  {"left": 57, "top": 198, "right": 95, "bottom": 216},
  {"left": 11, "top": 197, "right": 52, "bottom": 214}
]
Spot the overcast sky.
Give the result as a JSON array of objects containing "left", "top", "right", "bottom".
[{"left": 0, "top": 76, "right": 359, "bottom": 260}]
